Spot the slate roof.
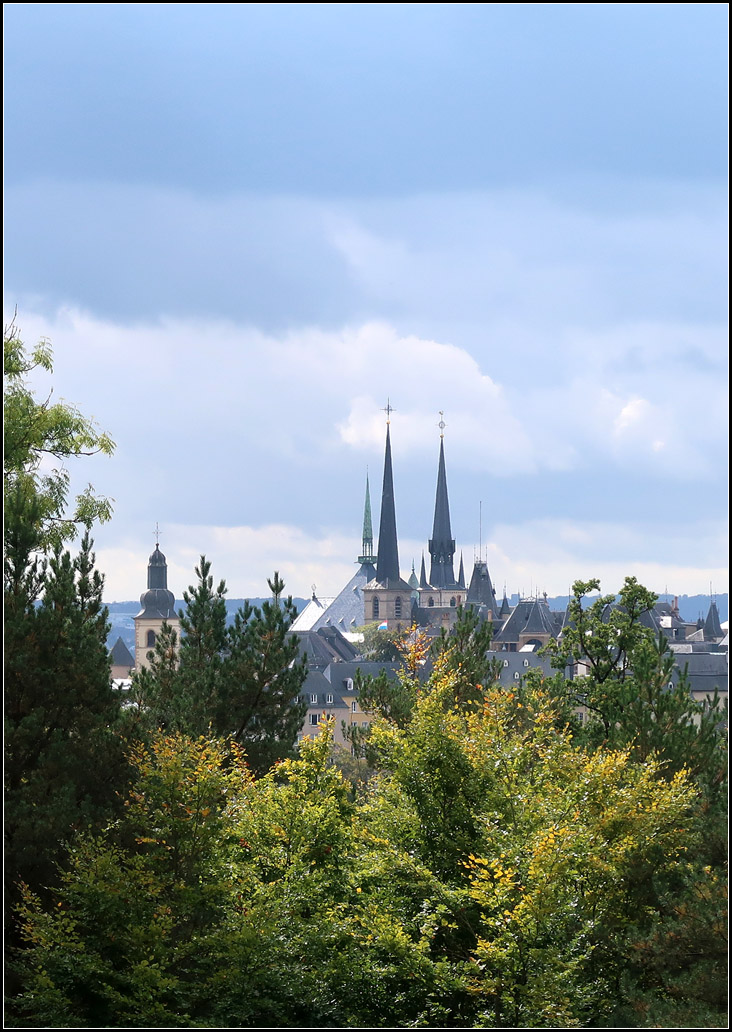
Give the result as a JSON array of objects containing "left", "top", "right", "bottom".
[
  {"left": 309, "top": 562, "right": 377, "bottom": 633},
  {"left": 493, "top": 597, "right": 558, "bottom": 643},
  {"left": 292, "top": 626, "right": 360, "bottom": 670},
  {"left": 704, "top": 600, "right": 724, "bottom": 640},
  {"left": 466, "top": 560, "right": 499, "bottom": 612},
  {"left": 110, "top": 636, "right": 134, "bottom": 668}
]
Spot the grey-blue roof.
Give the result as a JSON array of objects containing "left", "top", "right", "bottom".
[
  {"left": 308, "top": 562, "right": 377, "bottom": 634},
  {"left": 292, "top": 626, "right": 360, "bottom": 670},
  {"left": 493, "top": 597, "right": 559, "bottom": 642},
  {"left": 109, "top": 636, "right": 134, "bottom": 667},
  {"left": 136, "top": 588, "right": 177, "bottom": 620}
]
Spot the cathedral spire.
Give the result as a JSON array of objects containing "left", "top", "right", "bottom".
[
  {"left": 428, "top": 426, "right": 456, "bottom": 588},
  {"left": 375, "top": 421, "right": 402, "bottom": 584},
  {"left": 357, "top": 471, "right": 375, "bottom": 565}
]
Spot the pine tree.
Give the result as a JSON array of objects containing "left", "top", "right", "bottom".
[
  {"left": 4, "top": 505, "right": 125, "bottom": 922},
  {"left": 135, "top": 560, "right": 307, "bottom": 775}
]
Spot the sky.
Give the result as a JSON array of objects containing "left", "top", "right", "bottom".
[{"left": 4, "top": 3, "right": 728, "bottom": 604}]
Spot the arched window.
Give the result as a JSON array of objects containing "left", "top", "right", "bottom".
[
  {"left": 146, "top": 629, "right": 156, "bottom": 648},
  {"left": 450, "top": 597, "right": 456, "bottom": 607},
  {"left": 394, "top": 596, "right": 402, "bottom": 618},
  {"left": 372, "top": 597, "right": 380, "bottom": 619},
  {"left": 428, "top": 597, "right": 435, "bottom": 608},
  {"left": 514, "top": 671, "right": 520, "bottom": 680}
]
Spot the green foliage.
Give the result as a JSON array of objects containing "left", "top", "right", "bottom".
[
  {"left": 431, "top": 604, "right": 501, "bottom": 708},
  {"left": 543, "top": 577, "right": 727, "bottom": 805},
  {"left": 358, "top": 621, "right": 405, "bottom": 660},
  {"left": 4, "top": 320, "right": 115, "bottom": 551},
  {"left": 4, "top": 521, "right": 126, "bottom": 927},
  {"left": 9, "top": 574, "right": 727, "bottom": 1028},
  {"left": 134, "top": 558, "right": 307, "bottom": 775}
]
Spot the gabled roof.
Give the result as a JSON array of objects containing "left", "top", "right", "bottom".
[
  {"left": 292, "top": 626, "right": 360, "bottom": 670},
  {"left": 110, "top": 636, "right": 134, "bottom": 667},
  {"left": 309, "top": 562, "right": 377, "bottom": 633},
  {"left": 493, "top": 597, "right": 557, "bottom": 642}
]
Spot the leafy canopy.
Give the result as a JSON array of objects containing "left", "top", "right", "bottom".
[{"left": 4, "top": 319, "right": 115, "bottom": 550}]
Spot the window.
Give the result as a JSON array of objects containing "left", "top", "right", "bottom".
[
  {"left": 146, "top": 629, "right": 156, "bottom": 648},
  {"left": 326, "top": 693, "right": 334, "bottom": 705},
  {"left": 394, "top": 596, "right": 402, "bottom": 618},
  {"left": 343, "top": 678, "right": 354, "bottom": 691},
  {"left": 372, "top": 597, "right": 380, "bottom": 619},
  {"left": 310, "top": 694, "right": 318, "bottom": 704},
  {"left": 352, "top": 701, "right": 358, "bottom": 713},
  {"left": 503, "top": 660, "right": 509, "bottom": 668},
  {"left": 450, "top": 597, "right": 456, "bottom": 607},
  {"left": 309, "top": 714, "right": 319, "bottom": 726},
  {"left": 514, "top": 672, "right": 520, "bottom": 681},
  {"left": 428, "top": 597, "right": 435, "bottom": 607},
  {"left": 523, "top": 659, "right": 529, "bottom": 667},
  {"left": 361, "top": 721, "right": 369, "bottom": 728}
]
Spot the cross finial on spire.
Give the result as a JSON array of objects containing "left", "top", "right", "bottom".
[
  {"left": 153, "top": 522, "right": 160, "bottom": 545},
  {"left": 382, "top": 398, "right": 394, "bottom": 424},
  {"left": 438, "top": 410, "right": 446, "bottom": 438}
]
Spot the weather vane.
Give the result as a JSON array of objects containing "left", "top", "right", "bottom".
[
  {"left": 382, "top": 398, "right": 394, "bottom": 424},
  {"left": 438, "top": 411, "right": 446, "bottom": 438}
]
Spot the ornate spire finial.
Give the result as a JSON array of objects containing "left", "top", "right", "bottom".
[
  {"left": 382, "top": 398, "right": 394, "bottom": 424},
  {"left": 438, "top": 410, "right": 446, "bottom": 438},
  {"left": 153, "top": 522, "right": 160, "bottom": 545}
]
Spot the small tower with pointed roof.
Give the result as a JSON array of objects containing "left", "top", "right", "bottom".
[{"left": 133, "top": 529, "right": 180, "bottom": 671}]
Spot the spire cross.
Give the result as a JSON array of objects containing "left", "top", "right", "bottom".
[
  {"left": 438, "top": 411, "right": 446, "bottom": 438},
  {"left": 382, "top": 398, "right": 394, "bottom": 424},
  {"left": 153, "top": 522, "right": 160, "bottom": 545}
]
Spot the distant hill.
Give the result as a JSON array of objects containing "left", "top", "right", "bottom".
[{"left": 106, "top": 597, "right": 308, "bottom": 652}]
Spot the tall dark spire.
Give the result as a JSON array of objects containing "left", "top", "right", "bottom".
[
  {"left": 357, "top": 471, "right": 375, "bottom": 565},
  {"left": 428, "top": 435, "right": 456, "bottom": 588},
  {"left": 375, "top": 423, "right": 402, "bottom": 584}
]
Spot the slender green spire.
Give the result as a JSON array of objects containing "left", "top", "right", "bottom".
[{"left": 357, "top": 471, "right": 375, "bottom": 565}]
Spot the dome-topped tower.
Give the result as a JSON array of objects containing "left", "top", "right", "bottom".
[
  {"left": 138, "top": 545, "right": 176, "bottom": 619},
  {"left": 133, "top": 536, "right": 180, "bottom": 670}
]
